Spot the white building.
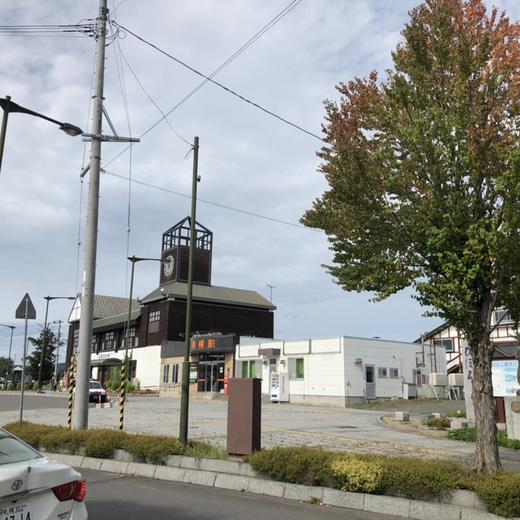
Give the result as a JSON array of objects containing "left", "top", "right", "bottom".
[{"left": 235, "top": 336, "right": 447, "bottom": 407}]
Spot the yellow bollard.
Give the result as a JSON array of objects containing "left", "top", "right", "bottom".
[
  {"left": 67, "top": 358, "right": 76, "bottom": 430},
  {"left": 118, "top": 364, "right": 126, "bottom": 431}
]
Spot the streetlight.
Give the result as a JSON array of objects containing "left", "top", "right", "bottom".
[
  {"left": 53, "top": 320, "right": 63, "bottom": 385},
  {"left": 0, "top": 96, "right": 83, "bottom": 175},
  {"left": 37, "top": 296, "right": 75, "bottom": 389},
  {"left": 118, "top": 255, "right": 162, "bottom": 430},
  {"left": 0, "top": 323, "right": 15, "bottom": 388},
  {"left": 266, "top": 284, "right": 276, "bottom": 302}
]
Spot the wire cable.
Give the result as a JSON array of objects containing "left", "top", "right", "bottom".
[
  {"left": 102, "top": 169, "right": 318, "bottom": 231},
  {"left": 112, "top": 20, "right": 323, "bottom": 142},
  {"left": 118, "top": 47, "right": 192, "bottom": 147},
  {"left": 103, "top": 1, "right": 313, "bottom": 169}
]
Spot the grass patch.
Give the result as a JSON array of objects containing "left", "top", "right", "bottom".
[
  {"left": 3, "top": 421, "right": 226, "bottom": 463},
  {"left": 247, "top": 446, "right": 520, "bottom": 517},
  {"left": 448, "top": 427, "right": 520, "bottom": 449}
]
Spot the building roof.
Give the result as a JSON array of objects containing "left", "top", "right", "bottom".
[
  {"left": 70, "top": 294, "right": 140, "bottom": 322},
  {"left": 92, "top": 309, "right": 141, "bottom": 331},
  {"left": 141, "top": 281, "right": 276, "bottom": 310},
  {"left": 413, "top": 322, "right": 449, "bottom": 343}
]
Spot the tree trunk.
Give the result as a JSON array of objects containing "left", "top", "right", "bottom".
[{"left": 470, "top": 340, "right": 500, "bottom": 472}]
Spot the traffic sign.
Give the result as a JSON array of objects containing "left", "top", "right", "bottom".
[{"left": 15, "top": 293, "right": 36, "bottom": 320}]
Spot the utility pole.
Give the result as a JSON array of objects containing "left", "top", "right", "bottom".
[
  {"left": 179, "top": 136, "right": 199, "bottom": 444},
  {"left": 73, "top": 0, "right": 108, "bottom": 430},
  {"left": 54, "top": 320, "right": 62, "bottom": 381}
]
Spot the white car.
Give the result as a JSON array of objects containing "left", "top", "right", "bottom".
[{"left": 0, "top": 428, "right": 88, "bottom": 519}]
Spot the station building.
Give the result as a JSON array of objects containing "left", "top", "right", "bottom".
[{"left": 66, "top": 217, "right": 275, "bottom": 390}]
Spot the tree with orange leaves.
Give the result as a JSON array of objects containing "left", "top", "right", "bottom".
[{"left": 303, "top": 0, "right": 520, "bottom": 472}]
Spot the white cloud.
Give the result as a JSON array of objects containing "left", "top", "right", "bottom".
[{"left": 2, "top": 0, "right": 514, "bottom": 359}]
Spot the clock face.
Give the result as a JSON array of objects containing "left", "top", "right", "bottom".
[{"left": 163, "top": 254, "right": 175, "bottom": 277}]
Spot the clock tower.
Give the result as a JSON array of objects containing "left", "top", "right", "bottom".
[{"left": 160, "top": 217, "right": 213, "bottom": 286}]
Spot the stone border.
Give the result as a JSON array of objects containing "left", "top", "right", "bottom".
[{"left": 45, "top": 452, "right": 516, "bottom": 520}]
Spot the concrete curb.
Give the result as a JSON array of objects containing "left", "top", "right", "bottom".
[{"left": 45, "top": 452, "right": 515, "bottom": 520}]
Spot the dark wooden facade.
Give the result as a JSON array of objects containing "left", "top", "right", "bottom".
[{"left": 66, "top": 218, "right": 274, "bottom": 365}]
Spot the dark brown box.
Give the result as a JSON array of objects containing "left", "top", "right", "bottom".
[{"left": 227, "top": 378, "right": 261, "bottom": 455}]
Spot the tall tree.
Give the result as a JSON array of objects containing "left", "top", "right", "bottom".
[
  {"left": 302, "top": 0, "right": 520, "bottom": 472},
  {"left": 0, "top": 357, "right": 14, "bottom": 380},
  {"left": 26, "top": 328, "right": 56, "bottom": 384}
]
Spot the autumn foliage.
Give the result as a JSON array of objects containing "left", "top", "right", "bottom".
[{"left": 303, "top": 0, "right": 520, "bottom": 472}]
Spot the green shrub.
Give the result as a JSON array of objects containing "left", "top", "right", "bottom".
[
  {"left": 449, "top": 428, "right": 520, "bottom": 449},
  {"left": 497, "top": 430, "right": 520, "bottom": 450},
  {"left": 3, "top": 422, "right": 62, "bottom": 449},
  {"left": 247, "top": 447, "right": 335, "bottom": 486},
  {"left": 424, "top": 416, "right": 451, "bottom": 429},
  {"left": 471, "top": 472, "right": 520, "bottom": 518},
  {"left": 84, "top": 429, "right": 124, "bottom": 458},
  {"left": 40, "top": 429, "right": 89, "bottom": 454},
  {"left": 7, "top": 383, "right": 14, "bottom": 391},
  {"left": 121, "top": 434, "right": 184, "bottom": 464},
  {"left": 448, "top": 427, "right": 476, "bottom": 442},
  {"left": 377, "top": 456, "right": 469, "bottom": 500},
  {"left": 330, "top": 456, "right": 383, "bottom": 493}
]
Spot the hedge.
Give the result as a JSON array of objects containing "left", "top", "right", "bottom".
[
  {"left": 3, "top": 422, "right": 226, "bottom": 463},
  {"left": 246, "top": 447, "right": 520, "bottom": 518}
]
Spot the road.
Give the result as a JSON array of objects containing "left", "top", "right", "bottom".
[
  {"left": 83, "top": 469, "right": 398, "bottom": 520},
  {"left": 0, "top": 392, "right": 67, "bottom": 412}
]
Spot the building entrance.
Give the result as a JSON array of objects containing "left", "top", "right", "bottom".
[{"left": 197, "top": 352, "right": 225, "bottom": 392}]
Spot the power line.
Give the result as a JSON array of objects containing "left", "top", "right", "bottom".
[
  {"left": 104, "top": 0, "right": 309, "bottom": 169},
  {"left": 112, "top": 20, "right": 323, "bottom": 143},
  {"left": 102, "top": 169, "right": 317, "bottom": 231},
  {"left": 0, "top": 23, "right": 95, "bottom": 37}
]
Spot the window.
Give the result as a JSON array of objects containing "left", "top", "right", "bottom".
[
  {"left": 122, "top": 328, "right": 138, "bottom": 348},
  {"left": 433, "top": 338, "right": 454, "bottom": 352},
  {"left": 102, "top": 331, "right": 115, "bottom": 351},
  {"left": 73, "top": 329, "right": 79, "bottom": 349},
  {"left": 241, "top": 360, "right": 260, "bottom": 378},
  {"left": 149, "top": 311, "right": 160, "bottom": 322},
  {"left": 377, "top": 367, "right": 388, "bottom": 378},
  {"left": 0, "top": 431, "right": 42, "bottom": 466},
  {"left": 162, "top": 364, "right": 170, "bottom": 384},
  {"left": 148, "top": 310, "right": 161, "bottom": 334},
  {"left": 494, "top": 309, "right": 513, "bottom": 325},
  {"left": 389, "top": 368, "right": 399, "bottom": 379},
  {"left": 171, "top": 364, "right": 179, "bottom": 384},
  {"left": 288, "top": 358, "right": 304, "bottom": 380},
  {"left": 91, "top": 335, "right": 97, "bottom": 353}
]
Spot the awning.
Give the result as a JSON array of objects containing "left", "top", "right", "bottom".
[
  {"left": 258, "top": 348, "right": 280, "bottom": 357},
  {"left": 91, "top": 358, "right": 122, "bottom": 367}
]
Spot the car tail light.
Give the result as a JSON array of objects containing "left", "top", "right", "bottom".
[{"left": 52, "top": 480, "right": 86, "bottom": 502}]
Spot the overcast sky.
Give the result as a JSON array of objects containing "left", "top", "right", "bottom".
[{"left": 1, "top": 0, "right": 519, "bottom": 361}]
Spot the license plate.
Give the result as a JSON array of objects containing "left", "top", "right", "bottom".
[{"left": 0, "top": 503, "right": 31, "bottom": 520}]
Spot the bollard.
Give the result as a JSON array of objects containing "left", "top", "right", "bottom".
[
  {"left": 67, "top": 358, "right": 76, "bottom": 430},
  {"left": 118, "top": 364, "right": 126, "bottom": 431}
]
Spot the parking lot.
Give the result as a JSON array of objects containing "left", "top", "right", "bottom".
[{"left": 0, "top": 392, "right": 479, "bottom": 461}]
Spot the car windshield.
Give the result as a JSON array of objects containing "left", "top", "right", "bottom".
[
  {"left": 89, "top": 382, "right": 103, "bottom": 389},
  {"left": 0, "top": 431, "right": 42, "bottom": 466}
]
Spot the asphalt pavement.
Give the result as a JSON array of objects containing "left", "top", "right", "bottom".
[
  {"left": 82, "top": 469, "right": 400, "bottom": 520},
  {"left": 0, "top": 392, "right": 67, "bottom": 412}
]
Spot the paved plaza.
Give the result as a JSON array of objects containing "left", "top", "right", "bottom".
[{"left": 1, "top": 392, "right": 519, "bottom": 470}]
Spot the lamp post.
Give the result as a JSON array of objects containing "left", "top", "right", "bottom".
[
  {"left": 117, "top": 256, "right": 162, "bottom": 430},
  {"left": 0, "top": 323, "right": 15, "bottom": 388},
  {"left": 266, "top": 284, "right": 276, "bottom": 302},
  {"left": 53, "top": 320, "right": 63, "bottom": 384},
  {"left": 0, "top": 96, "right": 83, "bottom": 175},
  {"left": 37, "top": 296, "right": 75, "bottom": 389}
]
